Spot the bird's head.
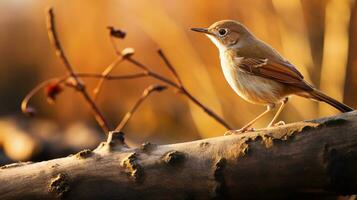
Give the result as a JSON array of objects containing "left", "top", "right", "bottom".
[{"left": 191, "top": 20, "right": 253, "bottom": 52}]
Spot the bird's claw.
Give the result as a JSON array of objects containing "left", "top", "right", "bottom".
[{"left": 224, "top": 127, "right": 255, "bottom": 135}]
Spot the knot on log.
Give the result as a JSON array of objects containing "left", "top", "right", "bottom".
[
  {"left": 212, "top": 157, "right": 229, "bottom": 199},
  {"left": 199, "top": 141, "right": 210, "bottom": 148},
  {"left": 75, "top": 149, "right": 93, "bottom": 159},
  {"left": 48, "top": 173, "right": 70, "bottom": 199},
  {"left": 121, "top": 152, "right": 144, "bottom": 183},
  {"left": 250, "top": 122, "right": 319, "bottom": 149},
  {"left": 162, "top": 150, "right": 186, "bottom": 166},
  {"left": 139, "top": 142, "right": 157, "bottom": 153}
]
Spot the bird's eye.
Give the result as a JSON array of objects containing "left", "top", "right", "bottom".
[{"left": 218, "top": 28, "right": 227, "bottom": 36}]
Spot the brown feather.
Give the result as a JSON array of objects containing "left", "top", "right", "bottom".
[
  {"left": 306, "top": 89, "right": 353, "bottom": 112},
  {"left": 237, "top": 57, "right": 353, "bottom": 112},
  {"left": 237, "top": 57, "right": 312, "bottom": 91}
]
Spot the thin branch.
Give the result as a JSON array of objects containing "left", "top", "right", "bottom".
[
  {"left": 127, "top": 56, "right": 232, "bottom": 129},
  {"left": 45, "top": 7, "right": 110, "bottom": 133},
  {"left": 93, "top": 56, "right": 124, "bottom": 100},
  {"left": 109, "top": 39, "right": 180, "bottom": 88},
  {"left": 156, "top": 49, "right": 232, "bottom": 129},
  {"left": 46, "top": 8, "right": 75, "bottom": 77},
  {"left": 109, "top": 35, "right": 122, "bottom": 56},
  {"left": 76, "top": 72, "right": 149, "bottom": 80},
  {"left": 110, "top": 37, "right": 231, "bottom": 129},
  {"left": 180, "top": 88, "right": 232, "bottom": 129},
  {"left": 143, "top": 57, "right": 230, "bottom": 129},
  {"left": 114, "top": 84, "right": 167, "bottom": 132},
  {"left": 127, "top": 57, "right": 179, "bottom": 87},
  {"left": 157, "top": 49, "right": 183, "bottom": 86},
  {"left": 21, "top": 72, "right": 150, "bottom": 117},
  {"left": 21, "top": 77, "right": 67, "bottom": 116},
  {"left": 116, "top": 51, "right": 230, "bottom": 130}
]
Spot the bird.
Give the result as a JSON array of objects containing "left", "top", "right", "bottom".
[{"left": 191, "top": 20, "right": 353, "bottom": 133}]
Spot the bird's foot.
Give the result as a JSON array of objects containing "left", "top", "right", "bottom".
[
  {"left": 273, "top": 121, "right": 285, "bottom": 127},
  {"left": 224, "top": 127, "right": 255, "bottom": 135}
]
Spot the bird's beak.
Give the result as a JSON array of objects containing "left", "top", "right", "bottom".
[{"left": 190, "top": 28, "right": 212, "bottom": 35}]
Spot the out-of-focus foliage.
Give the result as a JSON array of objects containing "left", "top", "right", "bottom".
[{"left": 0, "top": 0, "right": 356, "bottom": 163}]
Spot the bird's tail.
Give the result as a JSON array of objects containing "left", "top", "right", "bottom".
[{"left": 306, "top": 89, "right": 353, "bottom": 113}]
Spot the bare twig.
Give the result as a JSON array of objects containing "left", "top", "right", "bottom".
[
  {"left": 92, "top": 28, "right": 133, "bottom": 100},
  {"left": 109, "top": 36, "right": 232, "bottom": 129},
  {"left": 127, "top": 56, "right": 232, "bottom": 129},
  {"left": 76, "top": 72, "right": 149, "bottom": 80},
  {"left": 109, "top": 35, "right": 122, "bottom": 56},
  {"left": 128, "top": 58, "right": 178, "bottom": 87},
  {"left": 93, "top": 56, "right": 124, "bottom": 100},
  {"left": 157, "top": 49, "right": 183, "bottom": 86},
  {"left": 21, "top": 77, "right": 67, "bottom": 116},
  {"left": 21, "top": 72, "right": 150, "bottom": 116},
  {"left": 180, "top": 88, "right": 232, "bottom": 129},
  {"left": 114, "top": 84, "right": 167, "bottom": 132},
  {"left": 46, "top": 8, "right": 75, "bottom": 76},
  {"left": 45, "top": 7, "right": 110, "bottom": 133},
  {"left": 156, "top": 49, "right": 232, "bottom": 129}
]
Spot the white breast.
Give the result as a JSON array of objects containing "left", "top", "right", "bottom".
[{"left": 219, "top": 51, "right": 285, "bottom": 105}]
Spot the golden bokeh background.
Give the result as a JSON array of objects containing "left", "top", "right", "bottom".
[{"left": 0, "top": 0, "right": 356, "bottom": 162}]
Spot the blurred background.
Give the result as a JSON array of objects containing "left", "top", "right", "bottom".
[{"left": 0, "top": 0, "right": 356, "bottom": 164}]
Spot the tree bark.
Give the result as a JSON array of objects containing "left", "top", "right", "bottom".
[{"left": 1, "top": 111, "right": 357, "bottom": 200}]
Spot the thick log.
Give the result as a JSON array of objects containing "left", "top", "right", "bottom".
[{"left": 1, "top": 111, "right": 357, "bottom": 200}]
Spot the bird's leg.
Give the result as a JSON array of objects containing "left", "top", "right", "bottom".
[
  {"left": 267, "top": 97, "right": 288, "bottom": 127},
  {"left": 225, "top": 104, "right": 274, "bottom": 135}
]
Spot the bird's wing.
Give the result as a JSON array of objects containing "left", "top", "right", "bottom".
[{"left": 236, "top": 57, "right": 312, "bottom": 91}]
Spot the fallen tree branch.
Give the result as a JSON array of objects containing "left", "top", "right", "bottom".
[{"left": 1, "top": 111, "right": 357, "bottom": 199}]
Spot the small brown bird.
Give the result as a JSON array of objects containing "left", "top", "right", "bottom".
[{"left": 191, "top": 20, "right": 353, "bottom": 133}]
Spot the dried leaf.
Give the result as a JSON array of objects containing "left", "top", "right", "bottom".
[
  {"left": 45, "top": 82, "right": 63, "bottom": 103},
  {"left": 107, "top": 26, "right": 126, "bottom": 39}
]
